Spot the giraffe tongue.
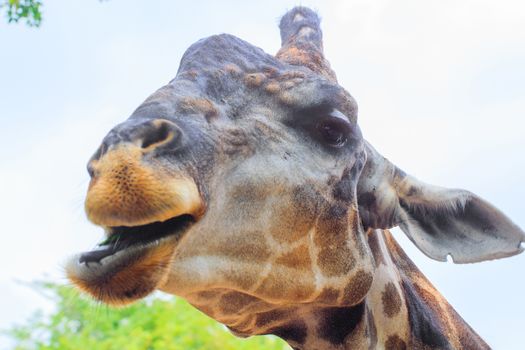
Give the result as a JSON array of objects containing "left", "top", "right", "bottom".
[
  {"left": 78, "top": 214, "right": 195, "bottom": 264},
  {"left": 78, "top": 245, "right": 120, "bottom": 264}
]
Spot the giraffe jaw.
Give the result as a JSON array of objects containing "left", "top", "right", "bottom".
[{"left": 66, "top": 214, "right": 196, "bottom": 305}]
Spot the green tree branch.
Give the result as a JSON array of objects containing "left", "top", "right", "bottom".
[{"left": 2, "top": 0, "right": 43, "bottom": 27}]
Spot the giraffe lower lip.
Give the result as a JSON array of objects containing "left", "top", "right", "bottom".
[{"left": 78, "top": 214, "right": 195, "bottom": 264}]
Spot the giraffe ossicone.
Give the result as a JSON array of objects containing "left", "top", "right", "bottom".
[{"left": 67, "top": 6, "right": 524, "bottom": 349}]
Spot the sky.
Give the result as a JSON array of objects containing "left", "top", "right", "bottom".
[{"left": 0, "top": 0, "right": 524, "bottom": 348}]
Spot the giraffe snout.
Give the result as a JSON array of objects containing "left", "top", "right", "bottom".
[
  {"left": 88, "top": 119, "right": 182, "bottom": 177},
  {"left": 84, "top": 118, "right": 202, "bottom": 227}
]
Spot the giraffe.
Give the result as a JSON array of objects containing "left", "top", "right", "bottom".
[{"left": 67, "top": 7, "right": 524, "bottom": 349}]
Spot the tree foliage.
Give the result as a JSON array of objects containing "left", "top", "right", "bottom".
[
  {"left": 6, "top": 282, "right": 290, "bottom": 350},
  {"left": 1, "top": 0, "right": 42, "bottom": 26}
]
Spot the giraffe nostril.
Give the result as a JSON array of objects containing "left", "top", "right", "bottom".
[{"left": 141, "top": 120, "right": 176, "bottom": 149}]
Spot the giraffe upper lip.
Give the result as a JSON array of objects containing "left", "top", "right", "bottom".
[{"left": 78, "top": 214, "right": 195, "bottom": 264}]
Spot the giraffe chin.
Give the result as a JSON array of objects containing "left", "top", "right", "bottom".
[{"left": 66, "top": 215, "right": 195, "bottom": 305}]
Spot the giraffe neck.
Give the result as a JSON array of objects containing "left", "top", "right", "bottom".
[
  {"left": 187, "top": 230, "right": 490, "bottom": 349},
  {"left": 380, "top": 230, "right": 490, "bottom": 350},
  {"left": 276, "top": 230, "right": 490, "bottom": 350},
  {"left": 264, "top": 229, "right": 411, "bottom": 349},
  {"left": 277, "top": 230, "right": 489, "bottom": 349}
]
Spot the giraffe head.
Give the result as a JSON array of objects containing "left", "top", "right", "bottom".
[{"left": 67, "top": 6, "right": 524, "bottom": 328}]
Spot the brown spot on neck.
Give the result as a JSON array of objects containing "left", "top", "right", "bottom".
[
  {"left": 316, "top": 303, "right": 366, "bottom": 345},
  {"left": 341, "top": 269, "right": 374, "bottom": 305},
  {"left": 382, "top": 282, "right": 402, "bottom": 318},
  {"left": 385, "top": 334, "right": 407, "bottom": 350}
]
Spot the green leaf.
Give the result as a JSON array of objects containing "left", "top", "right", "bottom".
[{"left": 2, "top": 0, "right": 43, "bottom": 27}]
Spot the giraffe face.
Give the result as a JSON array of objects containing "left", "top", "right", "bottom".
[{"left": 67, "top": 34, "right": 375, "bottom": 307}]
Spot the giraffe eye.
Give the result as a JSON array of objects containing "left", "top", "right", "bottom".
[{"left": 316, "top": 114, "right": 351, "bottom": 148}]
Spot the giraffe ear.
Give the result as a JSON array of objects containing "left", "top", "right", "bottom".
[{"left": 357, "top": 142, "right": 525, "bottom": 263}]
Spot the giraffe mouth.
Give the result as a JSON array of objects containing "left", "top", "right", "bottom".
[
  {"left": 67, "top": 171, "right": 204, "bottom": 305},
  {"left": 78, "top": 214, "right": 196, "bottom": 264},
  {"left": 66, "top": 213, "right": 198, "bottom": 305}
]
